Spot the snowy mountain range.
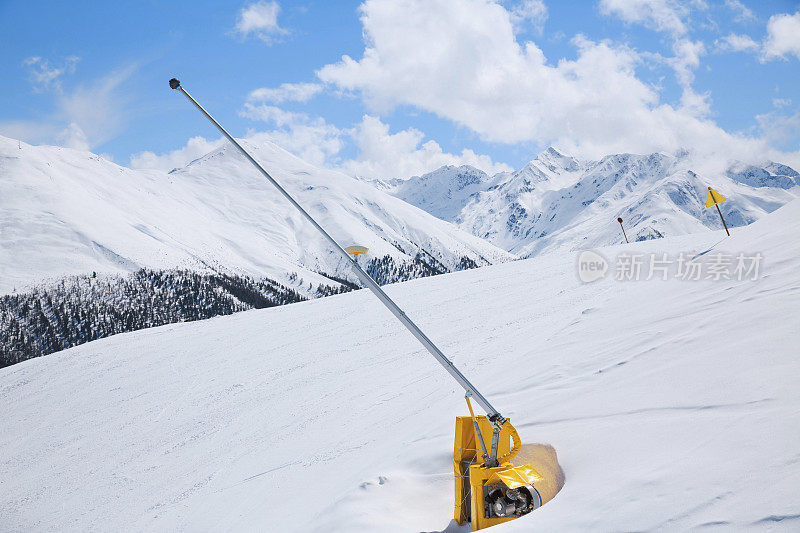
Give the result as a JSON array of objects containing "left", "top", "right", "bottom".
[
  {"left": 3, "top": 134, "right": 797, "bottom": 367},
  {"left": 380, "top": 148, "right": 799, "bottom": 257},
  {"left": 0, "top": 135, "right": 510, "bottom": 296}
]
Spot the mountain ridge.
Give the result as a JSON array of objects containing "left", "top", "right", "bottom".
[
  {"left": 379, "top": 147, "right": 799, "bottom": 256},
  {"left": 0, "top": 135, "right": 512, "bottom": 296}
]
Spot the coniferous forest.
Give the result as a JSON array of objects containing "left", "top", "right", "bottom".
[{"left": 0, "top": 254, "right": 479, "bottom": 368}]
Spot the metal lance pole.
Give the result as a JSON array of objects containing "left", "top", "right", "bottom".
[
  {"left": 617, "top": 217, "right": 628, "bottom": 243},
  {"left": 168, "top": 78, "right": 505, "bottom": 424},
  {"left": 709, "top": 187, "right": 730, "bottom": 236}
]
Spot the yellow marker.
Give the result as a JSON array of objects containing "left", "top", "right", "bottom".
[
  {"left": 705, "top": 187, "right": 730, "bottom": 236},
  {"left": 344, "top": 245, "right": 369, "bottom": 257},
  {"left": 705, "top": 187, "right": 726, "bottom": 207}
]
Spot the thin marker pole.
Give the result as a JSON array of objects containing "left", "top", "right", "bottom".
[
  {"left": 168, "top": 78, "right": 503, "bottom": 421},
  {"left": 708, "top": 188, "right": 730, "bottom": 236},
  {"left": 617, "top": 217, "right": 628, "bottom": 243}
]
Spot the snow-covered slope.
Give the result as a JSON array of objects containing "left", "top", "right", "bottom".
[
  {"left": 384, "top": 148, "right": 799, "bottom": 257},
  {"left": 389, "top": 164, "right": 492, "bottom": 221},
  {"left": 2, "top": 198, "right": 798, "bottom": 531},
  {"left": 0, "top": 136, "right": 511, "bottom": 294}
]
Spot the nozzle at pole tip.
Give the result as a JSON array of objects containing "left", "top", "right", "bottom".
[{"left": 169, "top": 78, "right": 181, "bottom": 90}]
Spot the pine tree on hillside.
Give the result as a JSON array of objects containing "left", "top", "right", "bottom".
[{"left": 0, "top": 252, "right": 483, "bottom": 368}]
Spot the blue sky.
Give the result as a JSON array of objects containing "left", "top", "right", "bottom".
[{"left": 1, "top": 0, "right": 798, "bottom": 178}]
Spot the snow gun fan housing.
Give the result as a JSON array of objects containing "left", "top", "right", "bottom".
[{"left": 454, "top": 398, "right": 543, "bottom": 530}]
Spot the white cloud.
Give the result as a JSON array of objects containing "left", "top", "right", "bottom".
[
  {"left": 0, "top": 121, "right": 59, "bottom": 145},
  {"left": 240, "top": 103, "right": 346, "bottom": 167},
  {"left": 600, "top": 0, "right": 707, "bottom": 115},
  {"left": 56, "top": 64, "right": 137, "bottom": 149},
  {"left": 240, "top": 103, "right": 311, "bottom": 127},
  {"left": 1, "top": 64, "right": 135, "bottom": 151},
  {"left": 715, "top": 12, "right": 800, "bottom": 63},
  {"left": 126, "top": 110, "right": 512, "bottom": 179},
  {"left": 237, "top": 101, "right": 510, "bottom": 178},
  {"left": 57, "top": 122, "right": 91, "bottom": 150},
  {"left": 234, "top": 1, "right": 288, "bottom": 43},
  {"left": 316, "top": 0, "right": 798, "bottom": 167},
  {"left": 761, "top": 11, "right": 800, "bottom": 61},
  {"left": 724, "top": 0, "right": 755, "bottom": 23},
  {"left": 319, "top": 2, "right": 656, "bottom": 147},
  {"left": 678, "top": 87, "right": 711, "bottom": 117},
  {"left": 341, "top": 115, "right": 512, "bottom": 178},
  {"left": 0, "top": 120, "right": 92, "bottom": 151},
  {"left": 509, "top": 0, "right": 548, "bottom": 33},
  {"left": 756, "top": 110, "right": 800, "bottom": 146},
  {"left": 248, "top": 82, "right": 323, "bottom": 103},
  {"left": 129, "top": 136, "right": 227, "bottom": 171},
  {"left": 131, "top": 107, "right": 343, "bottom": 173},
  {"left": 669, "top": 39, "right": 707, "bottom": 115},
  {"left": 22, "top": 56, "right": 80, "bottom": 93},
  {"left": 716, "top": 32, "right": 759, "bottom": 52},
  {"left": 668, "top": 38, "right": 705, "bottom": 87},
  {"left": 599, "top": 0, "right": 689, "bottom": 37}
]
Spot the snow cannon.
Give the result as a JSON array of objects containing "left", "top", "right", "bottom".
[
  {"left": 170, "top": 78, "right": 549, "bottom": 531},
  {"left": 454, "top": 397, "right": 543, "bottom": 530}
]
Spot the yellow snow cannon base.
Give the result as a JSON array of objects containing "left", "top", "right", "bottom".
[{"left": 454, "top": 406, "right": 544, "bottom": 530}]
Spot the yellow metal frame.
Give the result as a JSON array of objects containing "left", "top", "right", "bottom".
[
  {"left": 453, "top": 415, "right": 512, "bottom": 524},
  {"left": 469, "top": 463, "right": 519, "bottom": 530},
  {"left": 454, "top": 399, "right": 541, "bottom": 530}
]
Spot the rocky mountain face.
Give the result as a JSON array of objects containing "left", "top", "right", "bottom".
[{"left": 380, "top": 148, "right": 799, "bottom": 256}]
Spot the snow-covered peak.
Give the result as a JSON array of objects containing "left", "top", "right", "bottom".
[
  {"left": 385, "top": 164, "right": 491, "bottom": 221},
  {"left": 532, "top": 146, "right": 581, "bottom": 173},
  {"left": 499, "top": 147, "right": 585, "bottom": 197},
  {"left": 410, "top": 164, "right": 490, "bottom": 190},
  {"left": 727, "top": 161, "right": 799, "bottom": 189}
]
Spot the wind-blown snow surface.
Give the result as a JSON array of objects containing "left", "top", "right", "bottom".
[
  {"left": 2, "top": 200, "right": 799, "bottom": 531},
  {"left": 0, "top": 136, "right": 509, "bottom": 294},
  {"left": 385, "top": 148, "right": 799, "bottom": 258}
]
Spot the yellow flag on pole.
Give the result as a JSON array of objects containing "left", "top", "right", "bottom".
[{"left": 705, "top": 187, "right": 726, "bottom": 207}]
